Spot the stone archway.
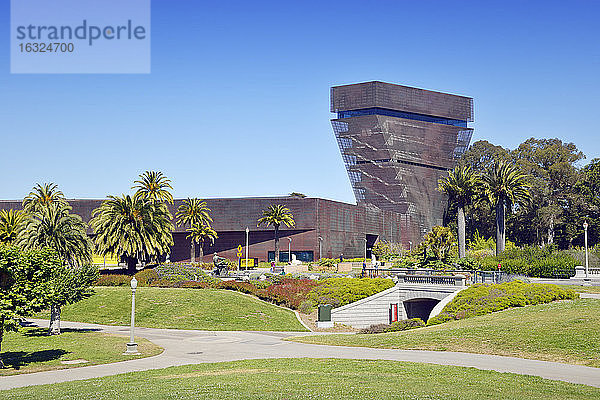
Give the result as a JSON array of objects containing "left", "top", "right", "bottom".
[{"left": 403, "top": 298, "right": 440, "bottom": 321}]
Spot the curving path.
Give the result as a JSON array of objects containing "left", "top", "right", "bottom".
[{"left": 1, "top": 318, "right": 599, "bottom": 391}]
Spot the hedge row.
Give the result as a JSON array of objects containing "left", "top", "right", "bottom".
[
  {"left": 455, "top": 246, "right": 579, "bottom": 278},
  {"left": 427, "top": 281, "right": 578, "bottom": 325}
]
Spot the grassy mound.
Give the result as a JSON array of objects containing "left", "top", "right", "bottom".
[
  {"left": 0, "top": 327, "right": 161, "bottom": 375},
  {"left": 97, "top": 271, "right": 397, "bottom": 313},
  {"left": 2, "top": 358, "right": 599, "bottom": 399},
  {"left": 306, "top": 278, "right": 395, "bottom": 309},
  {"left": 428, "top": 281, "right": 578, "bottom": 325},
  {"left": 289, "top": 299, "right": 600, "bottom": 367},
  {"left": 36, "top": 287, "right": 307, "bottom": 331}
]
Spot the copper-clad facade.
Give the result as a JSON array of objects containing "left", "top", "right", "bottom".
[
  {"left": 0, "top": 197, "right": 401, "bottom": 263},
  {"left": 331, "top": 81, "right": 473, "bottom": 247}
]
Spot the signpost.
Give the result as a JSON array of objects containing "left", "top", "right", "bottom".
[{"left": 237, "top": 245, "right": 242, "bottom": 271}]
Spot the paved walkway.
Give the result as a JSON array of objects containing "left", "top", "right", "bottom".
[
  {"left": 1, "top": 319, "right": 599, "bottom": 391},
  {"left": 580, "top": 293, "right": 600, "bottom": 299}
]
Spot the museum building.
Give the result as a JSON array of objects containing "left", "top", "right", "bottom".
[{"left": 1, "top": 81, "right": 472, "bottom": 262}]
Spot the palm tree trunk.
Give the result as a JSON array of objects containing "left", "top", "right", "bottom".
[
  {"left": 198, "top": 241, "right": 204, "bottom": 261},
  {"left": 190, "top": 239, "right": 195, "bottom": 263},
  {"left": 126, "top": 257, "right": 137, "bottom": 275},
  {"left": 48, "top": 304, "right": 61, "bottom": 335},
  {"left": 496, "top": 200, "right": 506, "bottom": 256},
  {"left": 457, "top": 206, "right": 466, "bottom": 258},
  {"left": 274, "top": 225, "right": 280, "bottom": 263}
]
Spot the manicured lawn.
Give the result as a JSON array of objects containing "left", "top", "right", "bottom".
[
  {"left": 2, "top": 358, "right": 599, "bottom": 399},
  {"left": 0, "top": 327, "right": 161, "bottom": 375},
  {"left": 37, "top": 287, "right": 307, "bottom": 331},
  {"left": 561, "top": 284, "right": 600, "bottom": 293},
  {"left": 290, "top": 299, "right": 600, "bottom": 367}
]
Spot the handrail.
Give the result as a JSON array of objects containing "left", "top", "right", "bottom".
[
  {"left": 362, "top": 267, "right": 511, "bottom": 285},
  {"left": 395, "top": 274, "right": 465, "bottom": 286}
]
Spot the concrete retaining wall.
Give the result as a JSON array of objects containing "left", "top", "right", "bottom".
[{"left": 331, "top": 283, "right": 462, "bottom": 329}]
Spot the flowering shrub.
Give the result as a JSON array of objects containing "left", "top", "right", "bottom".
[
  {"left": 218, "top": 278, "right": 320, "bottom": 309},
  {"left": 262, "top": 278, "right": 321, "bottom": 309}
]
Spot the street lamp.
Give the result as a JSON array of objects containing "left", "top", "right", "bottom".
[
  {"left": 408, "top": 241, "right": 413, "bottom": 252},
  {"left": 125, "top": 277, "right": 139, "bottom": 354},
  {"left": 287, "top": 237, "right": 292, "bottom": 263},
  {"left": 584, "top": 221, "right": 589, "bottom": 278},
  {"left": 245, "top": 227, "right": 249, "bottom": 269},
  {"left": 318, "top": 236, "right": 323, "bottom": 260}
]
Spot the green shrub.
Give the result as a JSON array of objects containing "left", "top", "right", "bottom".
[
  {"left": 358, "top": 323, "right": 389, "bottom": 334},
  {"left": 96, "top": 274, "right": 131, "bottom": 286},
  {"left": 469, "top": 249, "right": 495, "bottom": 258},
  {"left": 453, "top": 256, "right": 482, "bottom": 270},
  {"left": 386, "top": 318, "right": 425, "bottom": 332},
  {"left": 307, "top": 278, "right": 395, "bottom": 308},
  {"left": 427, "top": 281, "right": 578, "bottom": 326},
  {"left": 475, "top": 246, "right": 578, "bottom": 278},
  {"left": 391, "top": 256, "right": 420, "bottom": 269},
  {"left": 372, "top": 241, "right": 401, "bottom": 261},
  {"left": 359, "top": 318, "right": 425, "bottom": 334},
  {"left": 134, "top": 269, "right": 160, "bottom": 286}
]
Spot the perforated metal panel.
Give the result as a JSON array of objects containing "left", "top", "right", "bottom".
[{"left": 331, "top": 82, "right": 474, "bottom": 247}]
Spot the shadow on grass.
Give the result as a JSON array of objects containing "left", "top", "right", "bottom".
[
  {"left": 21, "top": 327, "right": 101, "bottom": 337},
  {"left": 1, "top": 349, "right": 70, "bottom": 370}
]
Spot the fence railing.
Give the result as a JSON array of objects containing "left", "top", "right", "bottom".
[
  {"left": 362, "top": 267, "right": 516, "bottom": 285},
  {"left": 395, "top": 274, "right": 465, "bottom": 286}
]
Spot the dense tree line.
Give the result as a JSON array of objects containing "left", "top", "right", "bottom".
[{"left": 447, "top": 138, "right": 598, "bottom": 249}]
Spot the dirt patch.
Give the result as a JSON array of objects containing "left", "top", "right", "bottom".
[{"left": 299, "top": 310, "right": 357, "bottom": 333}]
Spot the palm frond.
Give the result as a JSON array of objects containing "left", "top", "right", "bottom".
[{"left": 132, "top": 171, "right": 174, "bottom": 204}]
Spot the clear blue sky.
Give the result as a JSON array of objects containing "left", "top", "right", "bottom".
[{"left": 2, "top": 0, "right": 599, "bottom": 203}]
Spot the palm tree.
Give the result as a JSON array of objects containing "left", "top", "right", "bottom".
[
  {"left": 176, "top": 198, "right": 213, "bottom": 263},
  {"left": 17, "top": 202, "right": 94, "bottom": 335},
  {"left": 22, "top": 182, "right": 67, "bottom": 213},
  {"left": 132, "top": 171, "right": 174, "bottom": 204},
  {"left": 438, "top": 165, "right": 481, "bottom": 258},
  {"left": 257, "top": 204, "right": 295, "bottom": 263},
  {"left": 186, "top": 224, "right": 218, "bottom": 260},
  {"left": 18, "top": 203, "right": 92, "bottom": 266},
  {"left": 90, "top": 195, "right": 174, "bottom": 274},
  {"left": 484, "top": 161, "right": 531, "bottom": 256},
  {"left": 0, "top": 209, "right": 27, "bottom": 244}
]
